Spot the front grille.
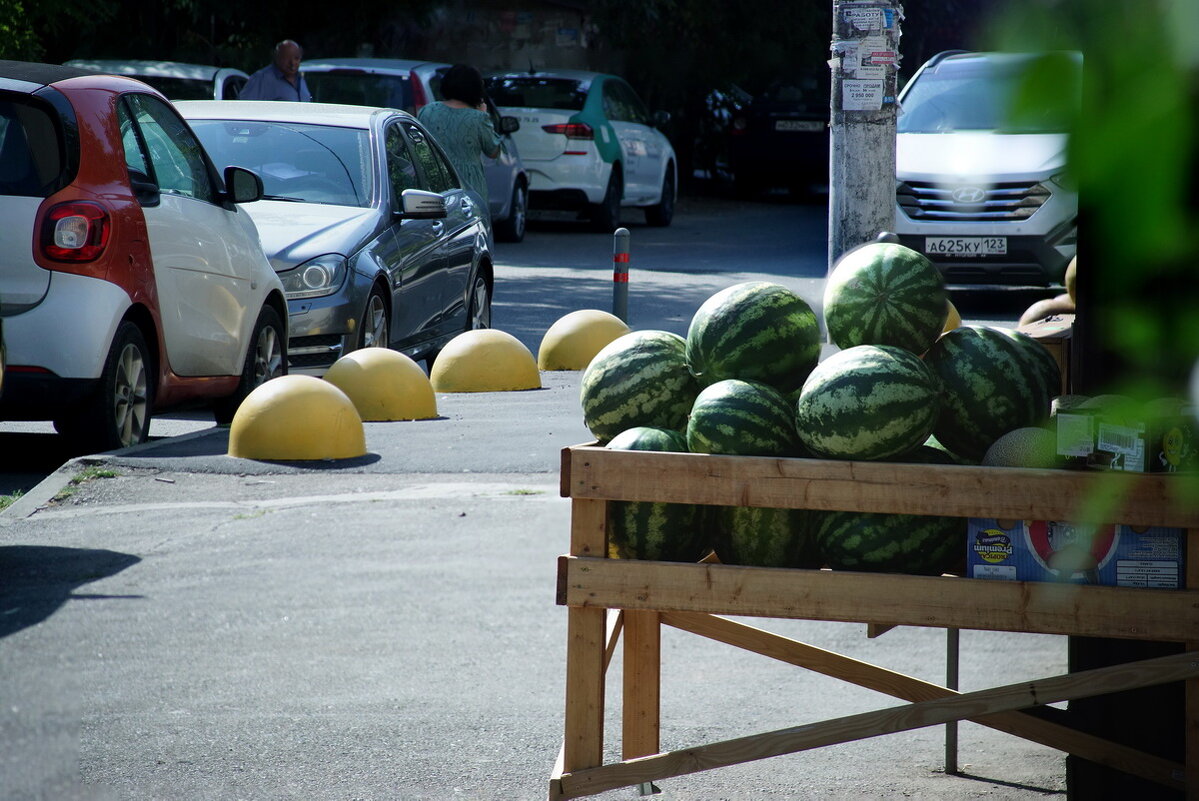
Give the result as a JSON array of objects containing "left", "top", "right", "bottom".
[{"left": 897, "top": 180, "right": 1050, "bottom": 222}]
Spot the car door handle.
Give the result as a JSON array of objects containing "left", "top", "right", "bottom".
[{"left": 432, "top": 221, "right": 444, "bottom": 234}]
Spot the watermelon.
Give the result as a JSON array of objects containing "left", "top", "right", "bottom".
[
  {"left": 605, "top": 426, "right": 708, "bottom": 562},
  {"left": 686, "top": 379, "right": 801, "bottom": 457},
  {"left": 580, "top": 330, "right": 700, "bottom": 443},
  {"left": 924, "top": 325, "right": 1056, "bottom": 462},
  {"left": 823, "top": 243, "right": 948, "bottom": 355},
  {"left": 708, "top": 505, "right": 815, "bottom": 569},
  {"left": 1002, "top": 328, "right": 1062, "bottom": 402},
  {"left": 685, "top": 281, "right": 821, "bottom": 394},
  {"left": 795, "top": 345, "right": 941, "bottom": 461},
  {"left": 812, "top": 510, "right": 964, "bottom": 575}
]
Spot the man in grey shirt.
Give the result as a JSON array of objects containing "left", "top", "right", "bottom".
[{"left": 240, "top": 40, "right": 312, "bottom": 101}]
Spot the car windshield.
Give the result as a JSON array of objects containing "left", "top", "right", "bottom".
[
  {"left": 306, "top": 71, "right": 414, "bottom": 113},
  {"left": 132, "top": 76, "right": 214, "bottom": 101},
  {"left": 898, "top": 55, "right": 1080, "bottom": 134},
  {"left": 189, "top": 119, "right": 373, "bottom": 207},
  {"left": 485, "top": 77, "right": 587, "bottom": 110}
]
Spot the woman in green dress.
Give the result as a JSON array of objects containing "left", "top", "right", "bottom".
[{"left": 417, "top": 64, "right": 501, "bottom": 215}]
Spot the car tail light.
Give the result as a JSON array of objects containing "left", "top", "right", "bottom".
[
  {"left": 41, "top": 201, "right": 110, "bottom": 262},
  {"left": 542, "top": 122, "right": 593, "bottom": 140},
  {"left": 411, "top": 71, "right": 428, "bottom": 109}
]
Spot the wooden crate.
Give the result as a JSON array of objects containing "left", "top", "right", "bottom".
[{"left": 550, "top": 444, "right": 1199, "bottom": 800}]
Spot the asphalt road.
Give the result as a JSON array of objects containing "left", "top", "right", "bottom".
[{"left": 0, "top": 191, "right": 1070, "bottom": 800}]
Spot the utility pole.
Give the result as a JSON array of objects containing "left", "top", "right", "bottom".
[{"left": 828, "top": 1, "right": 903, "bottom": 272}]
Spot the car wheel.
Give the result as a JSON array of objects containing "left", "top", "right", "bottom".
[
  {"left": 644, "top": 168, "right": 675, "bottom": 227},
  {"left": 467, "top": 273, "right": 492, "bottom": 331},
  {"left": 213, "top": 305, "right": 287, "bottom": 425},
  {"left": 495, "top": 181, "right": 527, "bottom": 243},
  {"left": 359, "top": 287, "right": 389, "bottom": 350},
  {"left": 590, "top": 168, "right": 622, "bottom": 232},
  {"left": 57, "top": 321, "right": 154, "bottom": 452}
]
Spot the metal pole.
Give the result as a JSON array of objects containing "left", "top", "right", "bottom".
[
  {"left": 612, "top": 227, "right": 630, "bottom": 323},
  {"left": 828, "top": 1, "right": 903, "bottom": 272},
  {"left": 945, "top": 627, "right": 960, "bottom": 774}
]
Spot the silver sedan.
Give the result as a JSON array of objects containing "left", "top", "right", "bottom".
[{"left": 178, "top": 100, "right": 494, "bottom": 374}]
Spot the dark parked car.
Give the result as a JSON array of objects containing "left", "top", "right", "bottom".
[{"left": 728, "top": 74, "right": 830, "bottom": 197}]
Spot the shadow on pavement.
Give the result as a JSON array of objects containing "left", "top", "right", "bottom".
[{"left": 0, "top": 545, "right": 142, "bottom": 638}]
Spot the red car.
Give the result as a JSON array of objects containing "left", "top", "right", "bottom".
[{"left": 0, "top": 60, "right": 288, "bottom": 451}]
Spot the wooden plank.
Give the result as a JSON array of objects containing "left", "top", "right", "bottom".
[
  {"left": 662, "top": 611, "right": 1183, "bottom": 790},
  {"left": 866, "top": 623, "right": 897, "bottom": 638},
  {"left": 555, "top": 651, "right": 1199, "bottom": 798},
  {"left": 562, "top": 496, "right": 610, "bottom": 774},
  {"left": 559, "top": 556, "right": 1199, "bottom": 642},
  {"left": 564, "top": 446, "right": 1199, "bottom": 528},
  {"left": 622, "top": 610, "right": 661, "bottom": 760}
]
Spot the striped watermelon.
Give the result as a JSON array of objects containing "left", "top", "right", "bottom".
[
  {"left": 924, "top": 325, "right": 1055, "bottom": 462},
  {"left": 824, "top": 243, "right": 948, "bottom": 355},
  {"left": 605, "top": 427, "right": 708, "bottom": 562},
  {"left": 686, "top": 379, "right": 801, "bottom": 457},
  {"left": 708, "top": 505, "right": 815, "bottom": 569},
  {"left": 813, "top": 510, "right": 964, "bottom": 575},
  {"left": 795, "top": 345, "right": 941, "bottom": 461},
  {"left": 581, "top": 330, "right": 700, "bottom": 443},
  {"left": 686, "top": 282, "right": 821, "bottom": 394}
]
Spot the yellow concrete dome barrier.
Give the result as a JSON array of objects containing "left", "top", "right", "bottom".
[
  {"left": 537, "top": 309, "right": 631, "bottom": 371},
  {"left": 429, "top": 329, "right": 541, "bottom": 392},
  {"left": 324, "top": 347, "right": 437, "bottom": 421},
  {"left": 228, "top": 375, "right": 366, "bottom": 460}
]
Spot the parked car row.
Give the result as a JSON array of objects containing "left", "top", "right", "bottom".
[{"left": 0, "top": 60, "right": 495, "bottom": 450}]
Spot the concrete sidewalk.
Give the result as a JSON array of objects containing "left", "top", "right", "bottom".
[{"left": 0, "top": 369, "right": 1071, "bottom": 801}]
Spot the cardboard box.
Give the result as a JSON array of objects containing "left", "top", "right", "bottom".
[
  {"left": 1055, "top": 400, "right": 1198, "bottom": 473},
  {"left": 967, "top": 518, "right": 1184, "bottom": 588},
  {"left": 1017, "top": 313, "right": 1073, "bottom": 396}
]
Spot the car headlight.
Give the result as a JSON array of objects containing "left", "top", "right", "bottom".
[{"left": 281, "top": 255, "right": 347, "bottom": 299}]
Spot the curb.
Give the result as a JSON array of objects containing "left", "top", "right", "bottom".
[{"left": 0, "top": 425, "right": 220, "bottom": 526}]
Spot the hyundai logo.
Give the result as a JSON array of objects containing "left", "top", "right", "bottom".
[{"left": 951, "top": 186, "right": 987, "bottom": 204}]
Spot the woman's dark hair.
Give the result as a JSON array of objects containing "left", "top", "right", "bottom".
[{"left": 440, "top": 64, "right": 486, "bottom": 107}]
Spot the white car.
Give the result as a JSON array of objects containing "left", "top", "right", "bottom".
[
  {"left": 486, "top": 69, "right": 677, "bottom": 231},
  {"left": 894, "top": 50, "right": 1081, "bottom": 286},
  {"left": 64, "top": 59, "right": 249, "bottom": 100}
]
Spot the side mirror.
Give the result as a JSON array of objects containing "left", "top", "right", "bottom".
[
  {"left": 224, "top": 165, "right": 263, "bottom": 204},
  {"left": 128, "top": 168, "right": 160, "bottom": 207},
  {"left": 397, "top": 188, "right": 448, "bottom": 220},
  {"left": 652, "top": 110, "right": 671, "bottom": 128},
  {"left": 499, "top": 115, "right": 520, "bottom": 134}
]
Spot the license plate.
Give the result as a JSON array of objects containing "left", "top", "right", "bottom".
[
  {"left": 775, "top": 120, "right": 823, "bottom": 132},
  {"left": 924, "top": 237, "right": 1007, "bottom": 256}
]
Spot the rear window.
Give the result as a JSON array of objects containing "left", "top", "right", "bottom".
[
  {"left": 132, "top": 76, "right": 215, "bottom": 101},
  {"left": 485, "top": 77, "right": 587, "bottom": 111},
  {"left": 307, "top": 71, "right": 414, "bottom": 113},
  {"left": 0, "top": 96, "right": 64, "bottom": 197}
]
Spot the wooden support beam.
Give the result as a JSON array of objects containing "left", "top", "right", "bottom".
[
  {"left": 623, "top": 610, "right": 661, "bottom": 760},
  {"left": 559, "top": 556, "right": 1199, "bottom": 642},
  {"left": 555, "top": 650, "right": 1199, "bottom": 799},
  {"left": 662, "top": 612, "right": 1184, "bottom": 791}
]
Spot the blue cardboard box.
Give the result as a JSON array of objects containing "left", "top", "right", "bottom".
[{"left": 967, "top": 518, "right": 1184, "bottom": 589}]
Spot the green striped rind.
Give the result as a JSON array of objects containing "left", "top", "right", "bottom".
[
  {"left": 606, "top": 426, "right": 707, "bottom": 561},
  {"left": 889, "top": 443, "right": 959, "bottom": 465},
  {"left": 812, "top": 510, "right": 964, "bottom": 575},
  {"left": 685, "top": 281, "right": 821, "bottom": 394},
  {"left": 581, "top": 330, "right": 700, "bottom": 443},
  {"left": 924, "top": 325, "right": 1054, "bottom": 462},
  {"left": 823, "top": 243, "right": 948, "bottom": 354},
  {"left": 686, "top": 379, "right": 800, "bottom": 456},
  {"left": 1003, "top": 328, "right": 1061, "bottom": 409},
  {"left": 795, "top": 345, "right": 941, "bottom": 461},
  {"left": 708, "top": 505, "right": 815, "bottom": 568}
]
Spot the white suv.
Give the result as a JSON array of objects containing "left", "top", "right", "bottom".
[{"left": 894, "top": 51, "right": 1081, "bottom": 286}]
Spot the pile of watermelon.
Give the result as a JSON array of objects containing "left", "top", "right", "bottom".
[{"left": 579, "top": 243, "right": 1061, "bottom": 577}]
